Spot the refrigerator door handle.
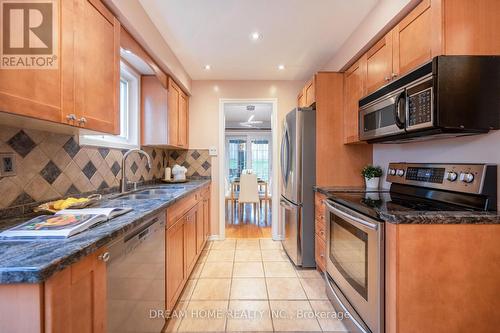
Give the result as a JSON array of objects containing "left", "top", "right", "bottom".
[{"left": 280, "top": 198, "right": 296, "bottom": 209}]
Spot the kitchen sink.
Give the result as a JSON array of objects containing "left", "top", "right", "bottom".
[
  {"left": 136, "top": 189, "right": 176, "bottom": 195},
  {"left": 116, "top": 193, "right": 174, "bottom": 200}
]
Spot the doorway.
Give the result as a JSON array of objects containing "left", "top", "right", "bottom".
[{"left": 218, "top": 99, "right": 279, "bottom": 240}]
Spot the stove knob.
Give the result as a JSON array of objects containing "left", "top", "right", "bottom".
[
  {"left": 396, "top": 169, "right": 405, "bottom": 177},
  {"left": 459, "top": 172, "right": 474, "bottom": 183},
  {"left": 445, "top": 171, "right": 458, "bottom": 182},
  {"left": 388, "top": 168, "right": 396, "bottom": 176}
]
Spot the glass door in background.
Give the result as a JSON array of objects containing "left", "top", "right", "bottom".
[{"left": 225, "top": 134, "right": 272, "bottom": 182}]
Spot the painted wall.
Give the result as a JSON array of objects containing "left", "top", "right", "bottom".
[
  {"left": 374, "top": 131, "right": 500, "bottom": 207},
  {"left": 189, "top": 80, "right": 304, "bottom": 236}
]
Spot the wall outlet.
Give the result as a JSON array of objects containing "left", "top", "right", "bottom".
[
  {"left": 0, "top": 153, "right": 16, "bottom": 177},
  {"left": 209, "top": 147, "right": 217, "bottom": 156}
]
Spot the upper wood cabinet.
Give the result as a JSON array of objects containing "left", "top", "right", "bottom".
[
  {"left": 297, "top": 76, "right": 316, "bottom": 108},
  {"left": 141, "top": 76, "right": 168, "bottom": 145},
  {"left": 343, "top": 55, "right": 367, "bottom": 144},
  {"left": 167, "top": 79, "right": 189, "bottom": 149},
  {"left": 0, "top": 0, "right": 120, "bottom": 134},
  {"left": 297, "top": 92, "right": 305, "bottom": 108},
  {"left": 366, "top": 31, "right": 394, "bottom": 94}
]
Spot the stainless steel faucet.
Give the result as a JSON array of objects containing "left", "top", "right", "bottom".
[{"left": 120, "top": 149, "right": 152, "bottom": 193}]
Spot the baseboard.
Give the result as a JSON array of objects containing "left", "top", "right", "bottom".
[
  {"left": 208, "top": 235, "right": 221, "bottom": 241},
  {"left": 272, "top": 234, "right": 284, "bottom": 241}
]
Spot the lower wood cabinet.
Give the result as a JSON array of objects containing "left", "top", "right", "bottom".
[
  {"left": 165, "top": 184, "right": 211, "bottom": 312},
  {"left": 0, "top": 248, "right": 108, "bottom": 333},
  {"left": 314, "top": 192, "right": 327, "bottom": 272}
]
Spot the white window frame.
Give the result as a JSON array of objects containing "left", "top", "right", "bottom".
[{"left": 79, "top": 61, "right": 140, "bottom": 149}]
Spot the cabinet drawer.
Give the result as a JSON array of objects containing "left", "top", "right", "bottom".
[
  {"left": 166, "top": 192, "right": 198, "bottom": 228},
  {"left": 315, "top": 236, "right": 326, "bottom": 272},
  {"left": 316, "top": 219, "right": 326, "bottom": 242}
]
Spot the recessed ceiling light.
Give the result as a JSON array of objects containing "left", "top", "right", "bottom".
[
  {"left": 250, "top": 32, "right": 262, "bottom": 41},
  {"left": 278, "top": 64, "right": 285, "bottom": 70},
  {"left": 204, "top": 64, "right": 211, "bottom": 70}
]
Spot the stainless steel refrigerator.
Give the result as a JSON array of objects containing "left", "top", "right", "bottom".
[{"left": 280, "top": 107, "right": 316, "bottom": 267}]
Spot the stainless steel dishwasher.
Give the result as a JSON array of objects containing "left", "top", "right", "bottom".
[{"left": 106, "top": 213, "right": 166, "bottom": 333}]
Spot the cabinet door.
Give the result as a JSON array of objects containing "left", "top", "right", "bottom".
[
  {"left": 74, "top": 0, "right": 120, "bottom": 134},
  {"left": 167, "top": 80, "right": 180, "bottom": 146},
  {"left": 297, "top": 92, "right": 304, "bottom": 108},
  {"left": 178, "top": 92, "right": 188, "bottom": 148},
  {"left": 393, "top": 0, "right": 435, "bottom": 77},
  {"left": 141, "top": 76, "right": 168, "bottom": 145},
  {"left": 305, "top": 78, "right": 316, "bottom": 107},
  {"left": 0, "top": 0, "right": 74, "bottom": 125},
  {"left": 44, "top": 248, "right": 107, "bottom": 333},
  {"left": 166, "top": 219, "right": 185, "bottom": 311},
  {"left": 203, "top": 198, "right": 210, "bottom": 242},
  {"left": 366, "top": 31, "right": 393, "bottom": 94},
  {"left": 343, "top": 55, "right": 367, "bottom": 144},
  {"left": 195, "top": 203, "right": 204, "bottom": 253},
  {"left": 184, "top": 209, "right": 197, "bottom": 276}
]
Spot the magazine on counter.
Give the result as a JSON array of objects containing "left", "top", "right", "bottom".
[{"left": 0, "top": 207, "right": 132, "bottom": 239}]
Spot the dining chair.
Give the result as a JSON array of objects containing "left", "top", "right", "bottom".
[{"left": 238, "top": 173, "right": 260, "bottom": 222}]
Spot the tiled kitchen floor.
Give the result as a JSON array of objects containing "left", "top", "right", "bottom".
[{"left": 165, "top": 238, "right": 348, "bottom": 332}]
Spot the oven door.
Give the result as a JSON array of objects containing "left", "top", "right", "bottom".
[
  {"left": 324, "top": 200, "right": 384, "bottom": 333},
  {"left": 359, "top": 89, "right": 406, "bottom": 141}
]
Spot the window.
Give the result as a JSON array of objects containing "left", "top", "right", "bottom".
[
  {"left": 225, "top": 134, "right": 272, "bottom": 182},
  {"left": 79, "top": 61, "right": 140, "bottom": 149}
]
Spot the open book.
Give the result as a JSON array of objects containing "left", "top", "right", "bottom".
[{"left": 0, "top": 207, "right": 132, "bottom": 239}]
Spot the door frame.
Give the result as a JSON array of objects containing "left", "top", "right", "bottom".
[{"left": 218, "top": 98, "right": 281, "bottom": 240}]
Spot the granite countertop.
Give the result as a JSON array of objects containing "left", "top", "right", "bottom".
[
  {"left": 314, "top": 186, "right": 499, "bottom": 225},
  {"left": 0, "top": 179, "right": 210, "bottom": 284}
]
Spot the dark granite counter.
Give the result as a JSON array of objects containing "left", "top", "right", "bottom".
[
  {"left": 0, "top": 179, "right": 210, "bottom": 284},
  {"left": 314, "top": 186, "right": 499, "bottom": 225}
]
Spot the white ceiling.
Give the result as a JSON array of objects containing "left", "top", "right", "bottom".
[
  {"left": 139, "top": 0, "right": 378, "bottom": 80},
  {"left": 225, "top": 103, "right": 272, "bottom": 122}
]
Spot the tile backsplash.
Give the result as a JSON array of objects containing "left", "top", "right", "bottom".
[{"left": 168, "top": 149, "right": 211, "bottom": 178}]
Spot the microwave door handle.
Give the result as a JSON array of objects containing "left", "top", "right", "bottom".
[{"left": 394, "top": 91, "right": 406, "bottom": 129}]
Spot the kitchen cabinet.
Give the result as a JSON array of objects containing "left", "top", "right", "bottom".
[
  {"left": 202, "top": 187, "right": 211, "bottom": 242},
  {"left": 314, "top": 192, "right": 327, "bottom": 272},
  {"left": 297, "top": 92, "right": 305, "bottom": 108},
  {"left": 141, "top": 76, "right": 169, "bottom": 145},
  {"left": 166, "top": 216, "right": 185, "bottom": 311},
  {"left": 165, "top": 184, "right": 210, "bottom": 312},
  {"left": 385, "top": 223, "right": 500, "bottom": 333},
  {"left": 297, "top": 76, "right": 316, "bottom": 108},
  {"left": 343, "top": 55, "right": 367, "bottom": 144},
  {"left": 167, "top": 79, "right": 189, "bottom": 149},
  {"left": 366, "top": 31, "right": 394, "bottom": 94},
  {"left": 0, "top": 248, "right": 108, "bottom": 333},
  {"left": 0, "top": 0, "right": 120, "bottom": 134}
]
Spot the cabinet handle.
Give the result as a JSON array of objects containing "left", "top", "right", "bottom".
[
  {"left": 98, "top": 252, "right": 110, "bottom": 262},
  {"left": 384, "top": 76, "right": 391, "bottom": 82},
  {"left": 78, "top": 117, "right": 87, "bottom": 126},
  {"left": 391, "top": 73, "right": 398, "bottom": 79},
  {"left": 320, "top": 254, "right": 325, "bottom": 258},
  {"left": 66, "top": 114, "right": 76, "bottom": 122}
]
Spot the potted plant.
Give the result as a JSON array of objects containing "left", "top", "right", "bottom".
[{"left": 361, "top": 165, "right": 383, "bottom": 189}]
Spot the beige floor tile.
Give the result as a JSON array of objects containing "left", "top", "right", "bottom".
[
  {"left": 260, "top": 238, "right": 282, "bottom": 250},
  {"left": 236, "top": 239, "right": 261, "bottom": 250},
  {"left": 179, "top": 279, "right": 197, "bottom": 301},
  {"left": 235, "top": 249, "right": 262, "bottom": 262},
  {"left": 299, "top": 278, "right": 328, "bottom": 300},
  {"left": 233, "top": 262, "right": 265, "bottom": 278},
  {"left": 230, "top": 278, "right": 268, "bottom": 300},
  {"left": 261, "top": 249, "right": 289, "bottom": 262},
  {"left": 266, "top": 277, "right": 307, "bottom": 300},
  {"left": 263, "top": 262, "right": 297, "bottom": 277},
  {"left": 164, "top": 301, "right": 188, "bottom": 332},
  {"left": 295, "top": 268, "right": 323, "bottom": 279},
  {"left": 206, "top": 249, "right": 235, "bottom": 262},
  {"left": 200, "top": 262, "right": 234, "bottom": 278},
  {"left": 270, "top": 300, "right": 321, "bottom": 332},
  {"left": 226, "top": 300, "right": 273, "bottom": 332},
  {"left": 309, "top": 300, "right": 349, "bottom": 332},
  {"left": 177, "top": 300, "right": 228, "bottom": 332},
  {"left": 211, "top": 239, "right": 237, "bottom": 250},
  {"left": 191, "top": 278, "right": 231, "bottom": 300},
  {"left": 121, "top": 300, "right": 167, "bottom": 333}
]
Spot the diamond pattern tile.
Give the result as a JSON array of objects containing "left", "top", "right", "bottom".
[
  {"left": 40, "top": 161, "right": 62, "bottom": 184},
  {"left": 98, "top": 147, "right": 110, "bottom": 158},
  {"left": 63, "top": 137, "right": 80, "bottom": 158},
  {"left": 111, "top": 161, "right": 121, "bottom": 176},
  {"left": 7, "top": 130, "right": 36, "bottom": 157},
  {"left": 191, "top": 151, "right": 201, "bottom": 160},
  {"left": 65, "top": 184, "right": 79, "bottom": 196},
  {"left": 170, "top": 150, "right": 180, "bottom": 160},
  {"left": 130, "top": 161, "right": 138, "bottom": 174},
  {"left": 82, "top": 161, "right": 97, "bottom": 180},
  {"left": 151, "top": 149, "right": 157, "bottom": 159},
  {"left": 98, "top": 180, "right": 108, "bottom": 190},
  {"left": 202, "top": 161, "right": 211, "bottom": 171},
  {"left": 10, "top": 192, "right": 35, "bottom": 206}
]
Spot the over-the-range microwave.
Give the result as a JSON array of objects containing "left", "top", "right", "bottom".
[{"left": 359, "top": 56, "right": 500, "bottom": 143}]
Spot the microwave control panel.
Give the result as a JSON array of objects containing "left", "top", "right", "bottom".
[{"left": 408, "top": 88, "right": 432, "bottom": 126}]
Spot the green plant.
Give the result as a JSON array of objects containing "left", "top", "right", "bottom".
[{"left": 361, "top": 165, "right": 383, "bottom": 180}]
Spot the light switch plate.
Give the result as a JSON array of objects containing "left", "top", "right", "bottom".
[
  {"left": 0, "top": 152, "right": 16, "bottom": 177},
  {"left": 209, "top": 147, "right": 217, "bottom": 156}
]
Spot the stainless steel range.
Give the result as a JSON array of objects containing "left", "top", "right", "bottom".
[{"left": 323, "top": 163, "right": 497, "bottom": 333}]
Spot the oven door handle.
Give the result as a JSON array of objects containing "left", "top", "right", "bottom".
[{"left": 324, "top": 200, "right": 378, "bottom": 231}]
